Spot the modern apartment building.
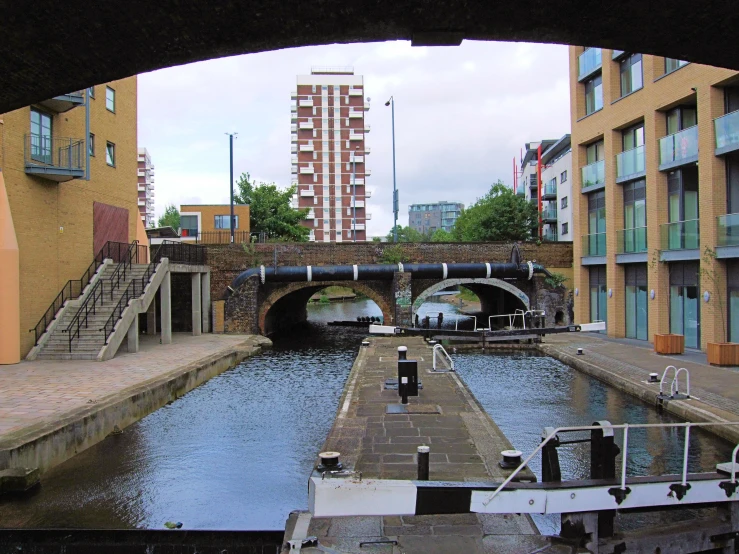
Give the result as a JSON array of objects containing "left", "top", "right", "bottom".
[
  {"left": 570, "top": 46, "right": 739, "bottom": 350},
  {"left": 516, "top": 136, "right": 573, "bottom": 242},
  {"left": 408, "top": 201, "right": 464, "bottom": 235},
  {"left": 0, "top": 78, "right": 143, "bottom": 362},
  {"left": 137, "top": 147, "right": 155, "bottom": 227},
  {"left": 179, "top": 204, "right": 251, "bottom": 243},
  {"left": 292, "top": 67, "right": 371, "bottom": 242}
]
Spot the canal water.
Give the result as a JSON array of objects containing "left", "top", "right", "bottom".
[{"left": 0, "top": 297, "right": 732, "bottom": 534}]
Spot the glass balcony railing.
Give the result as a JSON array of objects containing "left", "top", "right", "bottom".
[
  {"left": 718, "top": 213, "right": 739, "bottom": 247},
  {"left": 660, "top": 220, "right": 700, "bottom": 251},
  {"left": 543, "top": 229, "right": 558, "bottom": 242},
  {"left": 617, "top": 227, "right": 648, "bottom": 254},
  {"left": 581, "top": 160, "right": 605, "bottom": 190},
  {"left": 516, "top": 184, "right": 525, "bottom": 196},
  {"left": 541, "top": 206, "right": 558, "bottom": 221},
  {"left": 616, "top": 145, "right": 646, "bottom": 181},
  {"left": 659, "top": 125, "right": 698, "bottom": 168},
  {"left": 543, "top": 181, "right": 557, "bottom": 198},
  {"left": 582, "top": 233, "right": 606, "bottom": 256},
  {"left": 578, "top": 48, "right": 602, "bottom": 80},
  {"left": 715, "top": 110, "right": 739, "bottom": 154}
]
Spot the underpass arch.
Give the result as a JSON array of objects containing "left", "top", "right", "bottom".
[{"left": 412, "top": 278, "right": 530, "bottom": 314}]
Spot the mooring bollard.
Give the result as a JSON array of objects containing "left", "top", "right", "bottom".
[
  {"left": 397, "top": 346, "right": 418, "bottom": 405},
  {"left": 398, "top": 346, "right": 407, "bottom": 361},
  {"left": 417, "top": 445, "right": 430, "bottom": 480}
]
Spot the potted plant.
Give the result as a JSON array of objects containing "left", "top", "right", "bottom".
[
  {"left": 650, "top": 251, "right": 685, "bottom": 355},
  {"left": 702, "top": 248, "right": 739, "bottom": 366}
]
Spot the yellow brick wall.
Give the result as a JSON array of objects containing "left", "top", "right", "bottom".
[
  {"left": 180, "top": 204, "right": 251, "bottom": 234},
  {"left": 570, "top": 48, "right": 738, "bottom": 349},
  {"left": 1, "top": 77, "right": 138, "bottom": 357}
]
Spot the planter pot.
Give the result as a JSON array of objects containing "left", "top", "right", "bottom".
[
  {"left": 707, "top": 342, "right": 739, "bottom": 366},
  {"left": 654, "top": 334, "right": 684, "bottom": 355}
]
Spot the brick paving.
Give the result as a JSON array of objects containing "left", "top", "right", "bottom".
[{"left": 0, "top": 334, "right": 257, "bottom": 438}]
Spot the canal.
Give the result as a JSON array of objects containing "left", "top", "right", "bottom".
[{"left": 0, "top": 298, "right": 732, "bottom": 534}]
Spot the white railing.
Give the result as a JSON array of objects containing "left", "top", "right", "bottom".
[
  {"left": 453, "top": 314, "right": 476, "bottom": 331},
  {"left": 659, "top": 365, "right": 691, "bottom": 399},
  {"left": 432, "top": 344, "right": 455, "bottom": 372},
  {"left": 488, "top": 309, "right": 526, "bottom": 331}
]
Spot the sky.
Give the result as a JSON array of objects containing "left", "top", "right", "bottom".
[{"left": 138, "top": 40, "right": 571, "bottom": 237}]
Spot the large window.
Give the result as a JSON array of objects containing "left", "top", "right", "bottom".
[
  {"left": 105, "top": 142, "right": 115, "bottom": 166},
  {"left": 619, "top": 53, "right": 643, "bottom": 96},
  {"left": 105, "top": 87, "right": 115, "bottom": 112},
  {"left": 587, "top": 191, "right": 606, "bottom": 256},
  {"left": 586, "top": 140, "right": 605, "bottom": 164},
  {"left": 214, "top": 215, "right": 238, "bottom": 229},
  {"left": 729, "top": 260, "right": 739, "bottom": 343},
  {"left": 625, "top": 264, "right": 648, "bottom": 340},
  {"left": 666, "top": 106, "right": 697, "bottom": 135},
  {"left": 585, "top": 74, "right": 603, "bottom": 115},
  {"left": 589, "top": 266, "right": 607, "bottom": 330},
  {"left": 623, "top": 123, "right": 645, "bottom": 151},
  {"left": 560, "top": 170, "right": 568, "bottom": 183},
  {"left": 670, "top": 262, "right": 700, "bottom": 349},
  {"left": 667, "top": 167, "right": 699, "bottom": 249},
  {"left": 180, "top": 215, "right": 198, "bottom": 236},
  {"left": 88, "top": 133, "right": 95, "bottom": 157},
  {"left": 665, "top": 59, "right": 688, "bottom": 73},
  {"left": 623, "top": 179, "right": 646, "bottom": 252},
  {"left": 30, "top": 108, "right": 52, "bottom": 164}
]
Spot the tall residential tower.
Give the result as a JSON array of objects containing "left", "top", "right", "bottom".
[
  {"left": 292, "top": 67, "right": 371, "bottom": 242},
  {"left": 137, "top": 147, "right": 155, "bottom": 227}
]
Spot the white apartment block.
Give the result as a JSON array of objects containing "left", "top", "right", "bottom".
[{"left": 137, "top": 147, "right": 155, "bottom": 227}]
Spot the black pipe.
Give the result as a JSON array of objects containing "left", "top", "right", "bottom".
[{"left": 230, "top": 261, "right": 551, "bottom": 292}]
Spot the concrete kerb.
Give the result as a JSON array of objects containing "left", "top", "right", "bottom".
[
  {"left": 0, "top": 336, "right": 271, "bottom": 474},
  {"left": 540, "top": 343, "right": 739, "bottom": 445},
  {"left": 26, "top": 259, "right": 113, "bottom": 361}
]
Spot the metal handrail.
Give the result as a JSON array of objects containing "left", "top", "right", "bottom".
[
  {"left": 454, "top": 314, "right": 476, "bottom": 331},
  {"left": 64, "top": 280, "right": 105, "bottom": 353},
  {"left": 107, "top": 241, "right": 139, "bottom": 299},
  {"left": 489, "top": 309, "right": 526, "bottom": 331},
  {"left": 660, "top": 365, "right": 691, "bottom": 398},
  {"left": 153, "top": 240, "right": 207, "bottom": 265},
  {"left": 482, "top": 421, "right": 739, "bottom": 507},
  {"left": 432, "top": 344, "right": 455, "bottom": 372}
]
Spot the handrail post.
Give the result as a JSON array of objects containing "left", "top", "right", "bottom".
[
  {"left": 620, "top": 424, "right": 629, "bottom": 491},
  {"left": 682, "top": 424, "right": 691, "bottom": 487}
]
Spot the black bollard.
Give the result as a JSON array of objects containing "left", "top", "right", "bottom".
[
  {"left": 437, "top": 312, "right": 443, "bottom": 329},
  {"left": 417, "top": 446, "right": 430, "bottom": 480}
]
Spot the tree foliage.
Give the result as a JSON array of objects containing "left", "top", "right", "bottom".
[
  {"left": 157, "top": 204, "right": 180, "bottom": 230},
  {"left": 234, "top": 172, "right": 310, "bottom": 242},
  {"left": 453, "top": 181, "right": 539, "bottom": 242},
  {"left": 386, "top": 225, "right": 424, "bottom": 243},
  {"left": 430, "top": 229, "right": 453, "bottom": 242}
]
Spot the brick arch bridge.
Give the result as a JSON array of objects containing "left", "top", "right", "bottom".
[{"left": 411, "top": 277, "right": 530, "bottom": 315}]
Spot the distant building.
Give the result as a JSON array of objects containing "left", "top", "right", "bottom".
[
  {"left": 292, "top": 67, "right": 371, "bottom": 242},
  {"left": 179, "top": 204, "right": 251, "bottom": 243},
  {"left": 516, "top": 136, "right": 572, "bottom": 242},
  {"left": 137, "top": 147, "right": 155, "bottom": 227},
  {"left": 408, "top": 201, "right": 464, "bottom": 235}
]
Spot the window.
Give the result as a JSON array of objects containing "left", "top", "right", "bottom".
[
  {"left": 106, "top": 142, "right": 115, "bottom": 166},
  {"left": 625, "top": 264, "right": 648, "bottom": 340},
  {"left": 30, "top": 108, "right": 52, "bottom": 163},
  {"left": 587, "top": 191, "right": 606, "bottom": 256},
  {"left": 561, "top": 196, "right": 568, "bottom": 209},
  {"left": 670, "top": 262, "right": 700, "bottom": 349},
  {"left": 560, "top": 170, "right": 567, "bottom": 183},
  {"left": 585, "top": 74, "right": 603, "bottom": 115},
  {"left": 623, "top": 179, "right": 647, "bottom": 253},
  {"left": 105, "top": 87, "right": 115, "bottom": 112},
  {"left": 87, "top": 86, "right": 95, "bottom": 98},
  {"left": 666, "top": 106, "right": 697, "bottom": 135},
  {"left": 180, "top": 215, "right": 198, "bottom": 236},
  {"left": 589, "top": 266, "right": 607, "bottom": 330},
  {"left": 623, "top": 123, "right": 645, "bottom": 151},
  {"left": 667, "top": 167, "right": 699, "bottom": 249},
  {"left": 619, "top": 53, "right": 643, "bottom": 96},
  {"left": 88, "top": 133, "right": 95, "bottom": 156},
  {"left": 665, "top": 58, "right": 688, "bottom": 73},
  {"left": 561, "top": 222, "right": 569, "bottom": 235},
  {"left": 214, "top": 215, "right": 238, "bottom": 229},
  {"left": 312, "top": 85, "right": 316, "bottom": 94}
]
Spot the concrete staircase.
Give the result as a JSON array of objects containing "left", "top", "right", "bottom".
[{"left": 34, "top": 263, "right": 154, "bottom": 361}]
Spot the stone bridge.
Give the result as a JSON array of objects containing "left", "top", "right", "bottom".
[{"left": 212, "top": 242, "right": 573, "bottom": 335}]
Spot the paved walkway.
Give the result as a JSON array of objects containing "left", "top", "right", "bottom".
[{"left": 0, "top": 334, "right": 261, "bottom": 438}]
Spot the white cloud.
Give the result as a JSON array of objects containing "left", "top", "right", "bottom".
[{"left": 138, "top": 40, "right": 571, "bottom": 235}]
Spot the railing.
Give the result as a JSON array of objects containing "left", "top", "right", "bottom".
[
  {"left": 153, "top": 240, "right": 207, "bottom": 265},
  {"left": 543, "top": 229, "right": 558, "bottom": 242},
  {"left": 194, "top": 230, "right": 265, "bottom": 244},
  {"left": 516, "top": 184, "right": 525, "bottom": 196},
  {"left": 616, "top": 145, "right": 646, "bottom": 181},
  {"left": 715, "top": 110, "right": 739, "bottom": 153},
  {"left": 432, "top": 344, "right": 455, "bottom": 372},
  {"left": 659, "top": 365, "right": 691, "bottom": 399},
  {"left": 617, "top": 226, "right": 648, "bottom": 254},
  {"left": 452, "top": 314, "right": 476, "bottom": 331},
  {"left": 542, "top": 181, "right": 557, "bottom": 197},
  {"left": 578, "top": 47, "right": 602, "bottom": 80},
  {"left": 489, "top": 311, "right": 526, "bottom": 331},
  {"left": 660, "top": 219, "right": 700, "bottom": 250},
  {"left": 541, "top": 206, "right": 557, "bottom": 220},
  {"left": 107, "top": 241, "right": 140, "bottom": 299},
  {"left": 581, "top": 159, "right": 605, "bottom": 190},
  {"left": 718, "top": 213, "right": 739, "bottom": 247},
  {"left": 65, "top": 280, "right": 105, "bottom": 353},
  {"left": 582, "top": 232, "right": 606, "bottom": 256},
  {"left": 24, "top": 135, "right": 84, "bottom": 171},
  {"left": 659, "top": 125, "right": 698, "bottom": 167}
]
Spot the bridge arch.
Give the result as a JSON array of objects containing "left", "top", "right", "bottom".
[{"left": 259, "top": 280, "right": 392, "bottom": 335}]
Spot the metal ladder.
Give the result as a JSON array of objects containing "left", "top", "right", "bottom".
[{"left": 432, "top": 343, "right": 455, "bottom": 372}]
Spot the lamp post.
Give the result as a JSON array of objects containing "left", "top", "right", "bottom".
[
  {"left": 226, "top": 132, "right": 238, "bottom": 243},
  {"left": 352, "top": 145, "right": 359, "bottom": 242},
  {"left": 385, "top": 96, "right": 398, "bottom": 242}
]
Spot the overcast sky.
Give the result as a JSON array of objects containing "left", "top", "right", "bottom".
[{"left": 138, "top": 40, "right": 571, "bottom": 236}]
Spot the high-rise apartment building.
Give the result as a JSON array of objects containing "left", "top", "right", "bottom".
[
  {"left": 516, "top": 136, "right": 573, "bottom": 242},
  {"left": 408, "top": 201, "right": 464, "bottom": 235},
  {"left": 137, "top": 147, "right": 155, "bottom": 227},
  {"left": 292, "top": 67, "right": 371, "bottom": 242},
  {"left": 570, "top": 47, "right": 739, "bottom": 350}
]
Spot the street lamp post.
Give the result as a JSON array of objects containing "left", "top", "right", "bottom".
[
  {"left": 226, "top": 132, "right": 238, "bottom": 244},
  {"left": 385, "top": 97, "right": 398, "bottom": 242}
]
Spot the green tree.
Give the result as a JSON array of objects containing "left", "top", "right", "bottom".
[
  {"left": 430, "top": 228, "right": 453, "bottom": 242},
  {"left": 235, "top": 172, "right": 310, "bottom": 241},
  {"left": 453, "top": 181, "right": 539, "bottom": 242},
  {"left": 386, "top": 225, "right": 424, "bottom": 243},
  {"left": 157, "top": 204, "right": 180, "bottom": 230}
]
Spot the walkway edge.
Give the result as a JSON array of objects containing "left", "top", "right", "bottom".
[
  {"left": 0, "top": 336, "right": 271, "bottom": 474},
  {"left": 540, "top": 344, "right": 739, "bottom": 444}
]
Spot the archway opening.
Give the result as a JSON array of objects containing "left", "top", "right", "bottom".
[{"left": 306, "top": 286, "right": 383, "bottom": 325}]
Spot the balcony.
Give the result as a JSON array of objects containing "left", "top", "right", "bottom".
[
  {"left": 291, "top": 144, "right": 297, "bottom": 153},
  {"left": 365, "top": 190, "right": 372, "bottom": 198},
  {"left": 365, "top": 147, "right": 371, "bottom": 154},
  {"left": 365, "top": 168, "right": 372, "bottom": 176},
  {"left": 528, "top": 177, "right": 538, "bottom": 190},
  {"left": 351, "top": 155, "right": 364, "bottom": 163},
  {"left": 352, "top": 200, "right": 365, "bottom": 208},
  {"left": 582, "top": 233, "right": 606, "bottom": 257},
  {"left": 291, "top": 155, "right": 298, "bottom": 164},
  {"left": 291, "top": 111, "right": 297, "bottom": 122},
  {"left": 349, "top": 133, "right": 363, "bottom": 141},
  {"left": 291, "top": 134, "right": 298, "bottom": 143},
  {"left": 617, "top": 227, "right": 648, "bottom": 255},
  {"left": 542, "top": 181, "right": 557, "bottom": 199},
  {"left": 716, "top": 214, "right": 739, "bottom": 258},
  {"left": 299, "top": 121, "right": 314, "bottom": 130},
  {"left": 291, "top": 91, "right": 298, "bottom": 99},
  {"left": 300, "top": 166, "right": 315, "bottom": 174},
  {"left": 578, "top": 48, "right": 602, "bottom": 82},
  {"left": 364, "top": 124, "right": 371, "bottom": 133},
  {"left": 37, "top": 91, "right": 85, "bottom": 113},
  {"left": 291, "top": 165, "right": 298, "bottom": 175},
  {"left": 349, "top": 110, "right": 363, "bottom": 118},
  {"left": 299, "top": 99, "right": 314, "bottom": 108},
  {"left": 300, "top": 189, "right": 315, "bottom": 197},
  {"left": 541, "top": 206, "right": 557, "bottom": 222},
  {"left": 543, "top": 229, "right": 558, "bottom": 242},
  {"left": 660, "top": 220, "right": 700, "bottom": 258},
  {"left": 516, "top": 184, "right": 525, "bottom": 196},
  {"left": 24, "top": 135, "right": 85, "bottom": 182},
  {"left": 305, "top": 210, "right": 315, "bottom": 220},
  {"left": 352, "top": 178, "right": 365, "bottom": 185},
  {"left": 616, "top": 145, "right": 646, "bottom": 183},
  {"left": 659, "top": 125, "right": 698, "bottom": 170},
  {"left": 349, "top": 88, "right": 363, "bottom": 96},
  {"left": 364, "top": 102, "right": 370, "bottom": 111},
  {"left": 138, "top": 198, "right": 145, "bottom": 206},
  {"left": 715, "top": 110, "right": 739, "bottom": 156},
  {"left": 291, "top": 124, "right": 297, "bottom": 132},
  {"left": 300, "top": 144, "right": 314, "bottom": 152},
  {"left": 366, "top": 213, "right": 372, "bottom": 220},
  {"left": 353, "top": 223, "right": 366, "bottom": 230}
]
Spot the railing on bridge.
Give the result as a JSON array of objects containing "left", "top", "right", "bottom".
[{"left": 153, "top": 240, "right": 207, "bottom": 265}]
